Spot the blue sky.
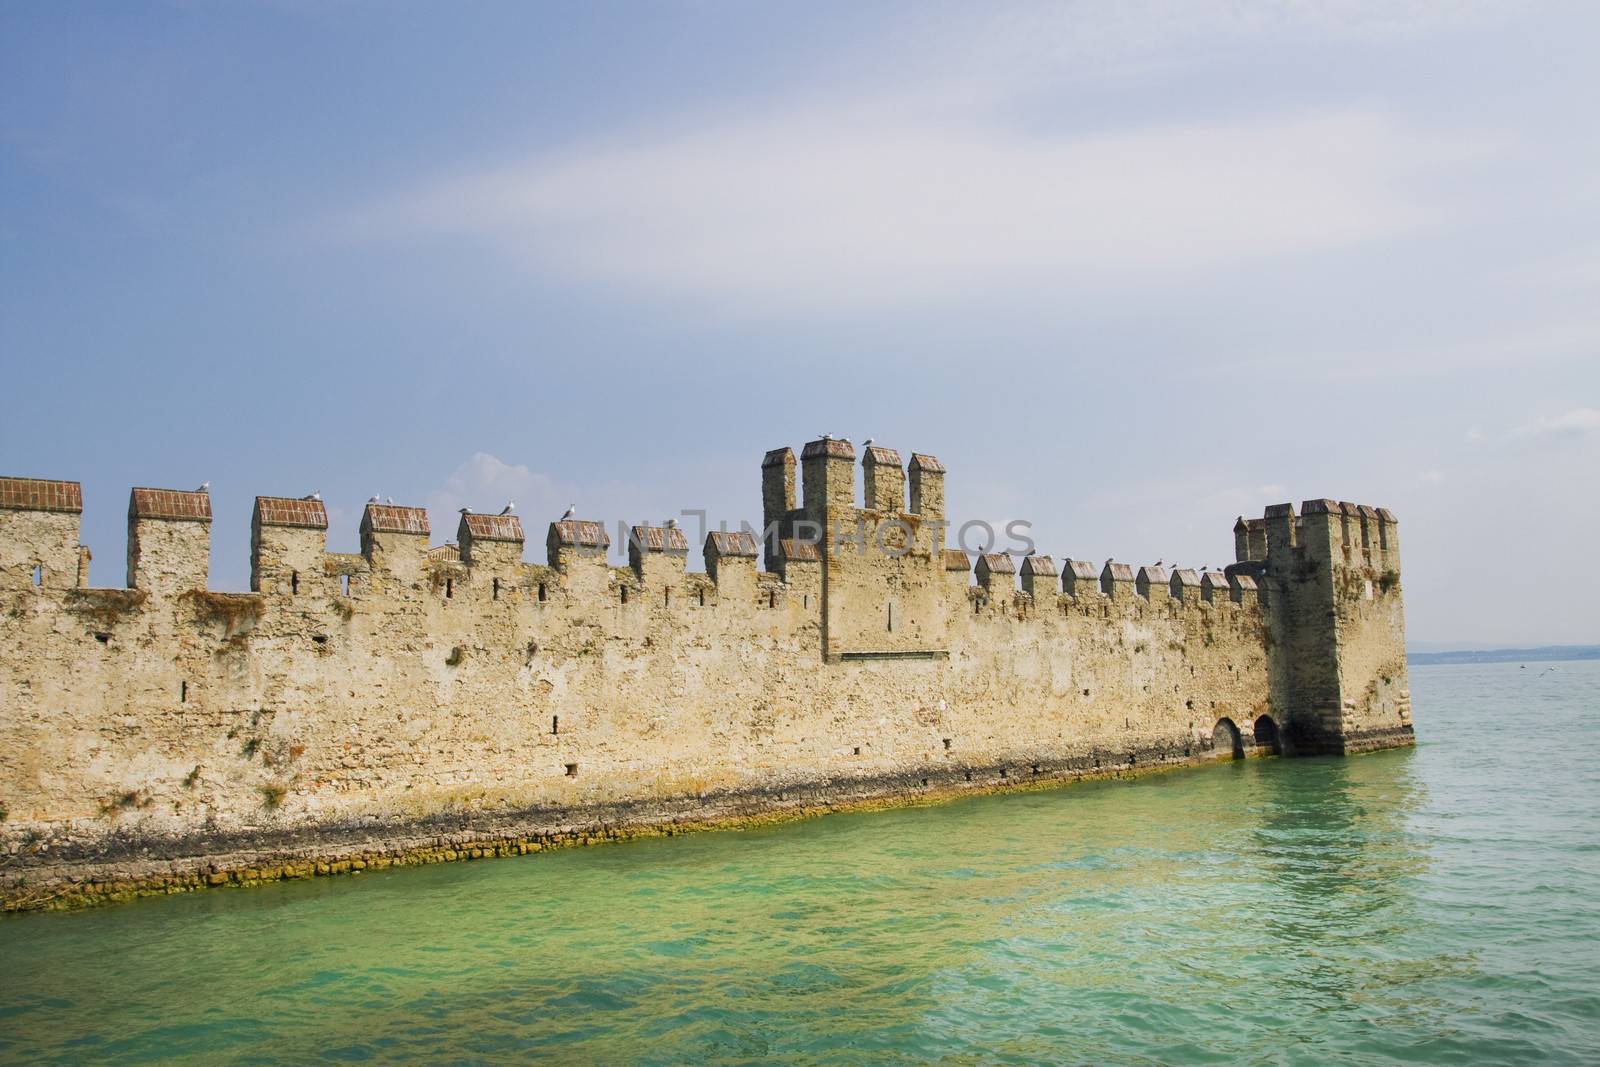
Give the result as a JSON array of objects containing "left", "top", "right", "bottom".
[{"left": 2, "top": 1, "right": 1597, "bottom": 646}]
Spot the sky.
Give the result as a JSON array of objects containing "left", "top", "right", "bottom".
[{"left": 2, "top": 1, "right": 1597, "bottom": 647}]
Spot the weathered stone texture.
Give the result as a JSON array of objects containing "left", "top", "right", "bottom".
[{"left": 0, "top": 448, "right": 1411, "bottom": 909}]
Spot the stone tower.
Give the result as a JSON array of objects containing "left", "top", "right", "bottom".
[{"left": 1240, "top": 500, "right": 1412, "bottom": 754}]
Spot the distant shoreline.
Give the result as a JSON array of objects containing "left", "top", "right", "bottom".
[{"left": 1408, "top": 645, "right": 1600, "bottom": 665}]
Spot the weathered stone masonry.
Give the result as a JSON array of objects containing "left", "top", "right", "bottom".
[{"left": 0, "top": 440, "right": 1411, "bottom": 909}]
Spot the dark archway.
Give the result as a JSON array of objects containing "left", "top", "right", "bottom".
[
  {"left": 1212, "top": 717, "right": 1243, "bottom": 759},
  {"left": 1253, "top": 714, "right": 1280, "bottom": 755}
]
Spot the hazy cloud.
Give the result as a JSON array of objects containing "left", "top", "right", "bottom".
[
  {"left": 1509, "top": 407, "right": 1600, "bottom": 441},
  {"left": 342, "top": 107, "right": 1490, "bottom": 316}
]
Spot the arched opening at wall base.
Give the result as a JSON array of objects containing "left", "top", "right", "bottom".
[
  {"left": 1253, "top": 714, "right": 1280, "bottom": 755},
  {"left": 1211, "top": 717, "right": 1243, "bottom": 760}
]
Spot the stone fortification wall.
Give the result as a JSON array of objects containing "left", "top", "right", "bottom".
[{"left": 0, "top": 442, "right": 1410, "bottom": 910}]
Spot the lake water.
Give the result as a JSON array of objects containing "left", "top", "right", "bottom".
[{"left": 3, "top": 661, "right": 1598, "bottom": 1064}]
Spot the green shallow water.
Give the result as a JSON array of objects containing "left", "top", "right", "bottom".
[{"left": 3, "top": 661, "right": 1598, "bottom": 1065}]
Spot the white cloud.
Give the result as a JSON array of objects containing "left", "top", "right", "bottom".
[
  {"left": 1509, "top": 407, "right": 1600, "bottom": 441},
  {"left": 427, "top": 453, "right": 570, "bottom": 540},
  {"left": 340, "top": 106, "right": 1490, "bottom": 316}
]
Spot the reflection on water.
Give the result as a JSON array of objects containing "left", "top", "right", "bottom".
[{"left": 2, "top": 662, "right": 1598, "bottom": 1065}]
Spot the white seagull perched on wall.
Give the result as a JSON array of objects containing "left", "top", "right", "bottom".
[
  {"left": 368, "top": 495, "right": 380, "bottom": 503},
  {"left": 459, "top": 506, "right": 473, "bottom": 514},
  {"left": 195, "top": 481, "right": 210, "bottom": 493},
  {"left": 559, "top": 505, "right": 576, "bottom": 521},
  {"left": 499, "top": 501, "right": 515, "bottom": 515},
  {"left": 303, "top": 491, "right": 320, "bottom": 501},
  {"left": 665, "top": 518, "right": 678, "bottom": 528},
  {"left": 862, "top": 437, "right": 874, "bottom": 448}
]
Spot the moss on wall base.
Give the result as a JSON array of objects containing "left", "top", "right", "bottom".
[{"left": 3, "top": 739, "right": 1288, "bottom": 914}]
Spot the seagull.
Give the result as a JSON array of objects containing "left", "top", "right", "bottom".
[
  {"left": 459, "top": 506, "right": 473, "bottom": 515},
  {"left": 306, "top": 491, "right": 321, "bottom": 501},
  {"left": 1154, "top": 558, "right": 1165, "bottom": 567},
  {"left": 499, "top": 501, "right": 515, "bottom": 515},
  {"left": 386, "top": 497, "right": 394, "bottom": 505},
  {"left": 195, "top": 481, "right": 210, "bottom": 493},
  {"left": 559, "top": 505, "right": 576, "bottom": 521},
  {"left": 863, "top": 437, "right": 875, "bottom": 448},
  {"left": 665, "top": 517, "right": 678, "bottom": 528},
  {"left": 368, "top": 495, "right": 380, "bottom": 503}
]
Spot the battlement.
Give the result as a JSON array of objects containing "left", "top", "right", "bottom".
[
  {"left": 0, "top": 472, "right": 1398, "bottom": 633},
  {"left": 1237, "top": 498, "right": 1399, "bottom": 573},
  {"left": 0, "top": 446, "right": 1411, "bottom": 908}
]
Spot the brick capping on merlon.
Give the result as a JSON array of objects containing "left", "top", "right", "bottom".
[
  {"left": 705, "top": 530, "right": 759, "bottom": 559},
  {"left": 0, "top": 442, "right": 1411, "bottom": 913},
  {"left": 129, "top": 487, "right": 212, "bottom": 523},
  {"left": 779, "top": 538, "right": 821, "bottom": 563},
  {"left": 253, "top": 496, "right": 330, "bottom": 530},
  {"left": 362, "top": 503, "right": 428, "bottom": 537},
  {"left": 459, "top": 513, "right": 525, "bottom": 543},
  {"left": 0, "top": 477, "right": 83, "bottom": 514}
]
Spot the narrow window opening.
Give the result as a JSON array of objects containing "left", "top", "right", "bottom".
[
  {"left": 999, "top": 768, "right": 1008, "bottom": 779},
  {"left": 942, "top": 738, "right": 952, "bottom": 750},
  {"left": 697, "top": 588, "right": 706, "bottom": 606},
  {"left": 445, "top": 578, "right": 453, "bottom": 599},
  {"left": 551, "top": 715, "right": 559, "bottom": 735},
  {"left": 853, "top": 746, "right": 861, "bottom": 756},
  {"left": 538, "top": 582, "right": 547, "bottom": 602},
  {"left": 664, "top": 588, "right": 670, "bottom": 607},
  {"left": 887, "top": 603, "right": 894, "bottom": 632},
  {"left": 620, "top": 585, "right": 629, "bottom": 604},
  {"left": 1031, "top": 765, "right": 1041, "bottom": 776},
  {"left": 180, "top": 681, "right": 188, "bottom": 703},
  {"left": 1082, "top": 688, "right": 1090, "bottom": 697},
  {"left": 921, "top": 778, "right": 930, "bottom": 787},
  {"left": 290, "top": 570, "right": 299, "bottom": 595},
  {"left": 312, "top": 634, "right": 327, "bottom": 646},
  {"left": 492, "top": 577, "right": 500, "bottom": 600},
  {"left": 768, "top": 590, "right": 777, "bottom": 608},
  {"left": 803, "top": 594, "right": 809, "bottom": 609},
  {"left": 564, "top": 762, "right": 578, "bottom": 777},
  {"left": 340, "top": 574, "right": 350, "bottom": 596},
  {"left": 94, "top": 632, "right": 110, "bottom": 644},
  {"left": 964, "top": 770, "right": 973, "bottom": 782}
]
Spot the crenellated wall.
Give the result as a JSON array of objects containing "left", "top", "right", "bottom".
[{"left": 0, "top": 446, "right": 1411, "bottom": 909}]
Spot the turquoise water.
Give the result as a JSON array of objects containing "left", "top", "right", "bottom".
[{"left": 3, "top": 662, "right": 1598, "bottom": 1065}]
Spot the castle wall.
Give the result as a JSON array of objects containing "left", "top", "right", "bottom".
[{"left": 0, "top": 451, "right": 1408, "bottom": 909}]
